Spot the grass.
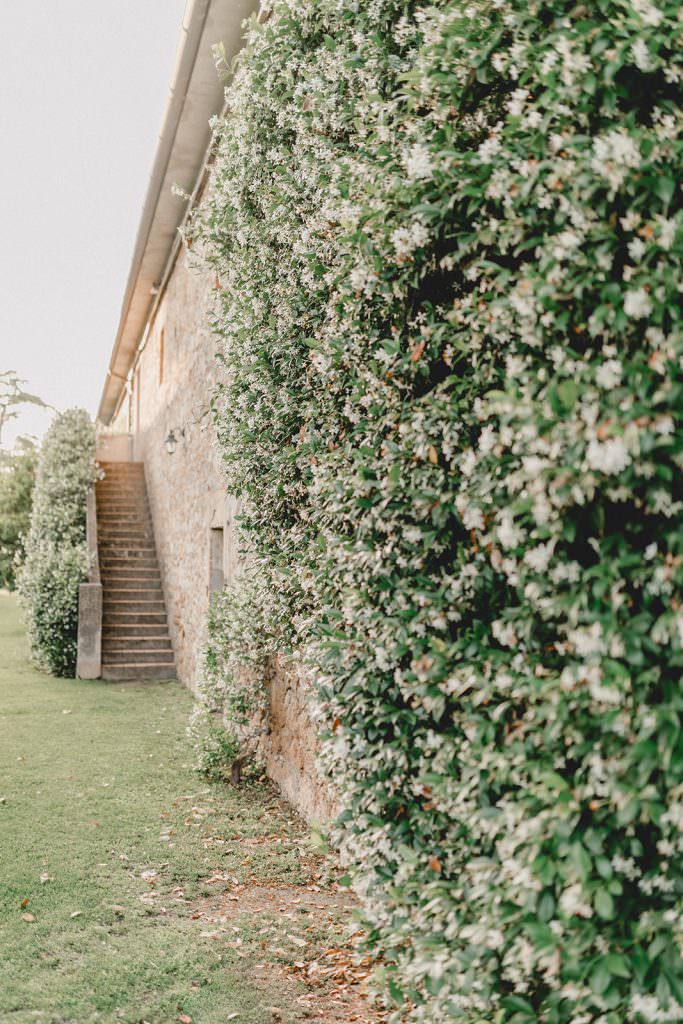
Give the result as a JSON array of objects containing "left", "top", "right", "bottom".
[{"left": 0, "top": 591, "right": 318, "bottom": 1024}]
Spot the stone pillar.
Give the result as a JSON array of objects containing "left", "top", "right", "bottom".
[{"left": 76, "top": 582, "right": 102, "bottom": 679}]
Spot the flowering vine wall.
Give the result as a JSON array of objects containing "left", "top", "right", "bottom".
[{"left": 192, "top": 0, "right": 683, "bottom": 1020}]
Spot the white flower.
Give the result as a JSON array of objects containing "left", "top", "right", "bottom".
[
  {"left": 631, "top": 38, "right": 653, "bottom": 72},
  {"left": 349, "top": 264, "right": 377, "bottom": 296},
  {"left": 658, "top": 218, "right": 676, "bottom": 250},
  {"left": 391, "top": 220, "right": 429, "bottom": 259},
  {"left": 524, "top": 542, "right": 554, "bottom": 573},
  {"left": 560, "top": 883, "right": 593, "bottom": 919},
  {"left": 523, "top": 110, "right": 543, "bottom": 130},
  {"left": 624, "top": 287, "right": 652, "bottom": 318},
  {"left": 569, "top": 621, "right": 606, "bottom": 658},
  {"left": 460, "top": 449, "right": 477, "bottom": 477},
  {"left": 507, "top": 88, "right": 528, "bottom": 116},
  {"left": 596, "top": 359, "right": 623, "bottom": 388},
  {"left": 592, "top": 130, "right": 640, "bottom": 189},
  {"left": 586, "top": 437, "right": 631, "bottom": 475},
  {"left": 403, "top": 143, "right": 434, "bottom": 181},
  {"left": 497, "top": 511, "right": 521, "bottom": 549},
  {"left": 478, "top": 134, "right": 502, "bottom": 162},
  {"left": 478, "top": 425, "right": 497, "bottom": 455},
  {"left": 632, "top": 0, "right": 664, "bottom": 24},
  {"left": 492, "top": 619, "right": 517, "bottom": 647},
  {"left": 628, "top": 237, "right": 646, "bottom": 262}
]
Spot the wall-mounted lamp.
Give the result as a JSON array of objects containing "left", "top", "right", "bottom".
[{"left": 164, "top": 427, "right": 185, "bottom": 455}]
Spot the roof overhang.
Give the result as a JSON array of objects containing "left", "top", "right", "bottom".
[{"left": 98, "top": 0, "right": 257, "bottom": 424}]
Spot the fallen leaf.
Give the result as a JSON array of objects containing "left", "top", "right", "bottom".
[
  {"left": 39, "top": 873, "right": 54, "bottom": 884},
  {"left": 428, "top": 856, "right": 442, "bottom": 873},
  {"left": 427, "top": 445, "right": 439, "bottom": 465},
  {"left": 70, "top": 911, "right": 82, "bottom": 919},
  {"left": 178, "top": 1016, "right": 192, "bottom": 1024},
  {"left": 21, "top": 913, "right": 35, "bottom": 923}
]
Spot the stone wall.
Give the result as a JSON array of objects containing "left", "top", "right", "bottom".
[
  {"left": 266, "top": 658, "right": 336, "bottom": 823},
  {"left": 107, "top": 247, "right": 330, "bottom": 821}
]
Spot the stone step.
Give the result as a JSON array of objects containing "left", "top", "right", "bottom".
[
  {"left": 103, "top": 611, "right": 168, "bottom": 626},
  {"left": 97, "top": 498, "right": 150, "bottom": 507},
  {"left": 96, "top": 512, "right": 149, "bottom": 520},
  {"left": 96, "top": 486, "right": 146, "bottom": 494},
  {"left": 102, "top": 648, "right": 175, "bottom": 665},
  {"left": 98, "top": 466, "right": 145, "bottom": 475},
  {"left": 104, "top": 586, "right": 163, "bottom": 600},
  {"left": 98, "top": 515, "right": 152, "bottom": 526},
  {"left": 98, "top": 522, "right": 153, "bottom": 530},
  {"left": 101, "top": 663, "right": 177, "bottom": 681},
  {"left": 100, "top": 557, "right": 159, "bottom": 570},
  {"left": 98, "top": 526, "right": 154, "bottom": 535},
  {"left": 102, "top": 636, "right": 173, "bottom": 652},
  {"left": 99, "top": 532, "right": 155, "bottom": 544},
  {"left": 101, "top": 568, "right": 161, "bottom": 578},
  {"left": 103, "top": 625, "right": 170, "bottom": 639},
  {"left": 100, "top": 577, "right": 162, "bottom": 590},
  {"left": 97, "top": 496, "right": 147, "bottom": 505},
  {"left": 98, "top": 546, "right": 157, "bottom": 559},
  {"left": 97, "top": 484, "right": 145, "bottom": 489},
  {"left": 97, "top": 471, "right": 145, "bottom": 478},
  {"left": 103, "top": 599, "right": 166, "bottom": 614}
]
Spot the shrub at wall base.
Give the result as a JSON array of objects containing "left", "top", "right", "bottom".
[
  {"left": 192, "top": 1, "right": 683, "bottom": 1021},
  {"left": 18, "top": 409, "right": 95, "bottom": 677}
]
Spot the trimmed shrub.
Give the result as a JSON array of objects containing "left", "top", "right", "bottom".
[
  {"left": 192, "top": 1, "right": 682, "bottom": 1021},
  {"left": 18, "top": 409, "right": 95, "bottom": 676}
]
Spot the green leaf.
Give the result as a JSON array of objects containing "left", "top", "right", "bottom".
[
  {"left": 557, "top": 379, "right": 579, "bottom": 410},
  {"left": 595, "top": 890, "right": 615, "bottom": 920},
  {"left": 654, "top": 176, "right": 676, "bottom": 205}
]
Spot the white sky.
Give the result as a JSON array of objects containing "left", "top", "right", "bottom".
[{"left": 0, "top": 0, "right": 188, "bottom": 448}]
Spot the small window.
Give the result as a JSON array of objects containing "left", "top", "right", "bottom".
[
  {"left": 209, "top": 528, "right": 225, "bottom": 595},
  {"left": 159, "top": 328, "right": 165, "bottom": 386}
]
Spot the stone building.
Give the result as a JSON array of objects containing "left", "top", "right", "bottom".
[{"left": 94, "top": 0, "right": 329, "bottom": 820}]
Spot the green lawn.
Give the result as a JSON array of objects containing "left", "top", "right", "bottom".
[{"left": 0, "top": 592, "right": 312, "bottom": 1024}]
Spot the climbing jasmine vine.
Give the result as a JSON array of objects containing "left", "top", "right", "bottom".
[{"left": 190, "top": 0, "right": 683, "bottom": 1020}]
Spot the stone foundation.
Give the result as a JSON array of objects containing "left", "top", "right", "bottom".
[{"left": 265, "top": 659, "right": 336, "bottom": 824}]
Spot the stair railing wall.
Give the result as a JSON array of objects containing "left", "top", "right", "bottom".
[{"left": 76, "top": 486, "right": 102, "bottom": 679}]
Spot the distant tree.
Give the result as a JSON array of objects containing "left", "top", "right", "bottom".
[
  {"left": 0, "top": 440, "right": 37, "bottom": 589},
  {"left": 0, "top": 370, "right": 47, "bottom": 447}
]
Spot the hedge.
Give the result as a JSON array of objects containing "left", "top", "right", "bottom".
[
  {"left": 192, "top": 1, "right": 683, "bottom": 1020},
  {"left": 18, "top": 409, "right": 95, "bottom": 676}
]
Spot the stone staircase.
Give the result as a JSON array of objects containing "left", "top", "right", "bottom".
[{"left": 96, "top": 462, "right": 175, "bottom": 680}]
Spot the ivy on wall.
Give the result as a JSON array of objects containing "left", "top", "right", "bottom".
[
  {"left": 191, "top": 0, "right": 683, "bottom": 1020},
  {"left": 18, "top": 409, "right": 95, "bottom": 677}
]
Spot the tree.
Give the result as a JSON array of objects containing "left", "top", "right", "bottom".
[
  {"left": 0, "top": 439, "right": 37, "bottom": 590},
  {"left": 0, "top": 370, "right": 47, "bottom": 448}
]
